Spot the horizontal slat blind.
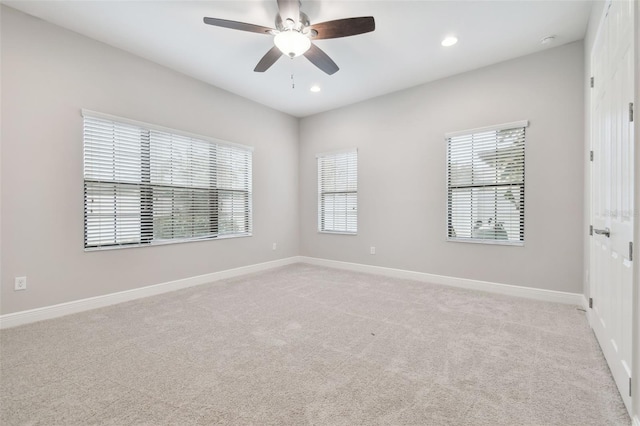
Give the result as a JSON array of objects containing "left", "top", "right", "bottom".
[
  {"left": 447, "top": 124, "right": 526, "bottom": 244},
  {"left": 318, "top": 149, "right": 357, "bottom": 234},
  {"left": 83, "top": 113, "right": 252, "bottom": 249}
]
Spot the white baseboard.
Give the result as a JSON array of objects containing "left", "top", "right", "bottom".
[
  {"left": 1, "top": 255, "right": 585, "bottom": 329},
  {"left": 299, "top": 256, "right": 583, "bottom": 305},
  {"left": 0, "top": 257, "right": 300, "bottom": 329},
  {"left": 633, "top": 415, "right": 640, "bottom": 426}
]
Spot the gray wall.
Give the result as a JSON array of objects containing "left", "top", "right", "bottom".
[
  {"left": 1, "top": 5, "right": 588, "bottom": 316},
  {"left": 299, "top": 41, "right": 585, "bottom": 294},
  {"left": 1, "top": 6, "right": 299, "bottom": 314}
]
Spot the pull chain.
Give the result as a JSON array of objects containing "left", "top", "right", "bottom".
[{"left": 290, "top": 57, "right": 295, "bottom": 89}]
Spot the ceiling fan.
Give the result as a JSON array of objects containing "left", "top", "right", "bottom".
[{"left": 203, "top": 0, "right": 375, "bottom": 75}]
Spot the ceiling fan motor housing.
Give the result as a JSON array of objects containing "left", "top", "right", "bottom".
[{"left": 275, "top": 11, "right": 310, "bottom": 32}]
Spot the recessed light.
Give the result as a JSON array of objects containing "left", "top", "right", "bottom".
[
  {"left": 541, "top": 35, "right": 556, "bottom": 45},
  {"left": 441, "top": 36, "right": 458, "bottom": 47},
  {"left": 310, "top": 85, "right": 321, "bottom": 93}
]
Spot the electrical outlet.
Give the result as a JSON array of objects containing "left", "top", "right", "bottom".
[
  {"left": 14, "top": 276, "right": 27, "bottom": 291},
  {"left": 272, "top": 242, "right": 277, "bottom": 250},
  {"left": 370, "top": 247, "right": 376, "bottom": 255}
]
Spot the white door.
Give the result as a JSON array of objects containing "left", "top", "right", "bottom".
[{"left": 590, "top": 0, "right": 635, "bottom": 415}]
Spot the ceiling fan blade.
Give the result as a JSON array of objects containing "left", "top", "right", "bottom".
[
  {"left": 203, "top": 17, "right": 274, "bottom": 35},
  {"left": 254, "top": 46, "right": 283, "bottom": 72},
  {"left": 309, "top": 17, "right": 375, "bottom": 40},
  {"left": 277, "top": 0, "right": 300, "bottom": 24},
  {"left": 304, "top": 43, "right": 339, "bottom": 75}
]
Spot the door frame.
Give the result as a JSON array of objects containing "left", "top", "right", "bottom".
[{"left": 632, "top": 1, "right": 639, "bottom": 423}]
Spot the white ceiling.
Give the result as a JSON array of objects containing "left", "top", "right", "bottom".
[{"left": 5, "top": 0, "right": 593, "bottom": 117}]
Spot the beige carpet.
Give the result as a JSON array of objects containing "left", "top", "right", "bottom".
[{"left": 0, "top": 263, "right": 630, "bottom": 425}]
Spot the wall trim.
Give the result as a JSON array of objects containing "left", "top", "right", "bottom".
[
  {"left": 299, "top": 256, "right": 583, "bottom": 305},
  {"left": 1, "top": 255, "right": 585, "bottom": 329},
  {"left": 0, "top": 256, "right": 300, "bottom": 329}
]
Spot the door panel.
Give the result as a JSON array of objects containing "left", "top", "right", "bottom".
[{"left": 589, "top": 0, "right": 634, "bottom": 415}]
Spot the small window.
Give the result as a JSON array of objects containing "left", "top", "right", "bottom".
[
  {"left": 446, "top": 121, "right": 527, "bottom": 245},
  {"left": 317, "top": 149, "right": 358, "bottom": 234},
  {"left": 83, "top": 110, "right": 252, "bottom": 250}
]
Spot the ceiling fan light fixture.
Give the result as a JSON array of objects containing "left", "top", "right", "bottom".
[{"left": 274, "top": 30, "right": 311, "bottom": 58}]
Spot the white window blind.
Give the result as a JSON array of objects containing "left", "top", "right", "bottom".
[
  {"left": 317, "top": 149, "right": 358, "bottom": 234},
  {"left": 83, "top": 111, "right": 252, "bottom": 249},
  {"left": 446, "top": 121, "right": 527, "bottom": 245}
]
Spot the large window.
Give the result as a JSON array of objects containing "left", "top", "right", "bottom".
[
  {"left": 317, "top": 149, "right": 358, "bottom": 234},
  {"left": 83, "top": 110, "right": 252, "bottom": 250},
  {"left": 446, "top": 121, "right": 527, "bottom": 245}
]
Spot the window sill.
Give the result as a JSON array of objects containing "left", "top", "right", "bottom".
[
  {"left": 447, "top": 237, "right": 524, "bottom": 247},
  {"left": 85, "top": 232, "right": 252, "bottom": 252},
  {"left": 318, "top": 231, "right": 357, "bottom": 236}
]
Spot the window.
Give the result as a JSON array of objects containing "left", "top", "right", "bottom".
[
  {"left": 446, "top": 121, "right": 527, "bottom": 245},
  {"left": 317, "top": 149, "right": 358, "bottom": 234},
  {"left": 83, "top": 110, "right": 252, "bottom": 250}
]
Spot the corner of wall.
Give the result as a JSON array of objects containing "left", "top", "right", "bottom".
[{"left": 296, "top": 115, "right": 304, "bottom": 257}]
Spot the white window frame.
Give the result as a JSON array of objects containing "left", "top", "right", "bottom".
[
  {"left": 317, "top": 148, "right": 358, "bottom": 235},
  {"left": 446, "top": 120, "right": 528, "bottom": 246},
  {"left": 82, "top": 109, "right": 253, "bottom": 251}
]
